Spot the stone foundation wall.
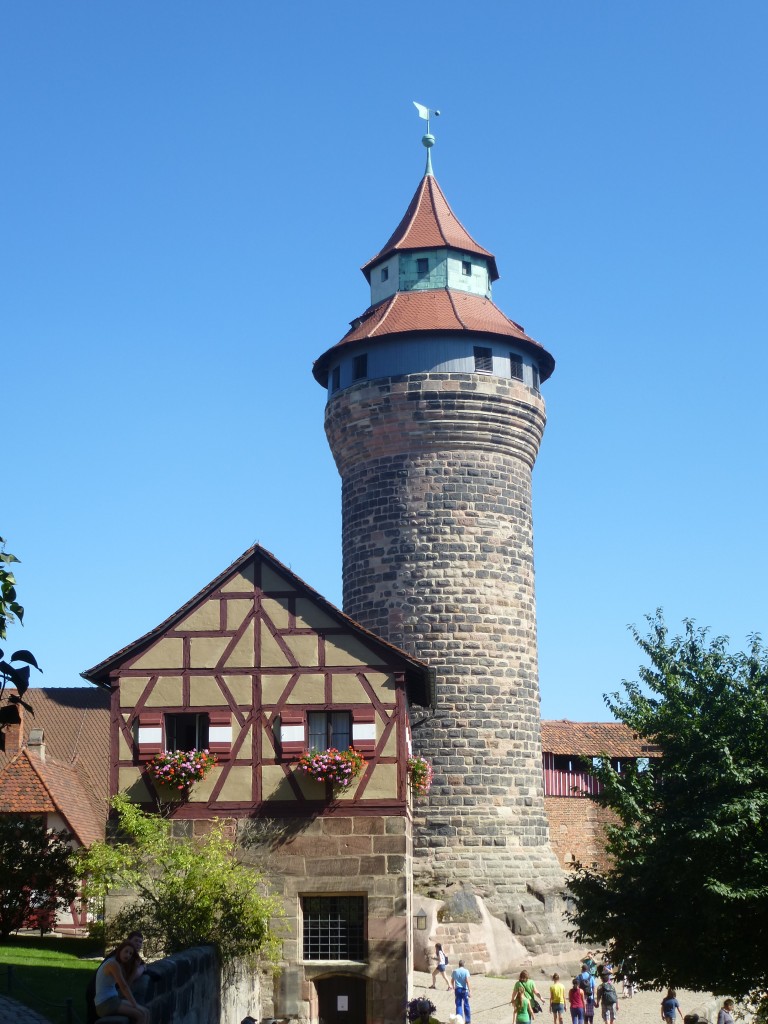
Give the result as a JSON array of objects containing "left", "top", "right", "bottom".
[{"left": 325, "top": 374, "right": 565, "bottom": 934}]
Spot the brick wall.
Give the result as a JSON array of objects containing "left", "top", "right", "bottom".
[{"left": 544, "top": 797, "right": 617, "bottom": 872}]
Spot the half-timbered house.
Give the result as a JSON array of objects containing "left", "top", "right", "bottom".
[{"left": 83, "top": 544, "right": 434, "bottom": 1024}]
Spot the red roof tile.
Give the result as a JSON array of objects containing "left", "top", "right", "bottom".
[
  {"left": 541, "top": 720, "right": 661, "bottom": 759},
  {"left": 362, "top": 175, "right": 499, "bottom": 281},
  {"left": 313, "top": 289, "right": 555, "bottom": 386},
  {"left": 0, "top": 751, "right": 56, "bottom": 814}
]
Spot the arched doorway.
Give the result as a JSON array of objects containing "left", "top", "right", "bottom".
[{"left": 314, "top": 974, "right": 367, "bottom": 1024}]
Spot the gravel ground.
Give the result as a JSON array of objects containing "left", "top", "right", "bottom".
[{"left": 412, "top": 971, "right": 722, "bottom": 1024}]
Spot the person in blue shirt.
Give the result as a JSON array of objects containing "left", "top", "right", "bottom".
[
  {"left": 661, "top": 989, "right": 684, "bottom": 1024},
  {"left": 451, "top": 959, "right": 472, "bottom": 1023}
]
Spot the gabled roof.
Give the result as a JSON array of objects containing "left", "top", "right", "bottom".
[
  {"left": 0, "top": 748, "right": 106, "bottom": 846},
  {"left": 0, "top": 688, "right": 110, "bottom": 814},
  {"left": 82, "top": 544, "right": 435, "bottom": 708},
  {"left": 313, "top": 288, "right": 555, "bottom": 387},
  {"left": 362, "top": 175, "right": 499, "bottom": 282},
  {"left": 541, "top": 720, "right": 661, "bottom": 759}
]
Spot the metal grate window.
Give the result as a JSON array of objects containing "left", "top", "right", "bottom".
[
  {"left": 417, "top": 257, "right": 429, "bottom": 275},
  {"left": 473, "top": 346, "right": 493, "bottom": 373},
  {"left": 532, "top": 364, "right": 541, "bottom": 391},
  {"left": 302, "top": 895, "right": 366, "bottom": 961},
  {"left": 510, "top": 354, "right": 523, "bottom": 381}
]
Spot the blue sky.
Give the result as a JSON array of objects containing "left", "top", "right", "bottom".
[{"left": 4, "top": 1, "right": 767, "bottom": 721}]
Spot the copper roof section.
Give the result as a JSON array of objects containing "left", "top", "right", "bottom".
[
  {"left": 313, "top": 289, "right": 555, "bottom": 386},
  {"left": 83, "top": 543, "right": 435, "bottom": 709},
  {"left": 362, "top": 175, "right": 499, "bottom": 282},
  {"left": 541, "top": 720, "right": 662, "bottom": 759}
]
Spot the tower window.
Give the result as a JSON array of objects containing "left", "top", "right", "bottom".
[
  {"left": 510, "top": 354, "right": 523, "bottom": 381},
  {"left": 417, "top": 257, "right": 429, "bottom": 275},
  {"left": 473, "top": 346, "right": 493, "bottom": 373},
  {"left": 302, "top": 895, "right": 366, "bottom": 961},
  {"left": 462, "top": 260, "right": 472, "bottom": 276},
  {"left": 352, "top": 354, "right": 368, "bottom": 381},
  {"left": 532, "top": 364, "right": 541, "bottom": 392},
  {"left": 380, "top": 266, "right": 389, "bottom": 282},
  {"left": 331, "top": 366, "right": 340, "bottom": 393}
]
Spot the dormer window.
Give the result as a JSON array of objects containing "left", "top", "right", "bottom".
[
  {"left": 474, "top": 346, "right": 493, "bottom": 374},
  {"left": 417, "top": 257, "right": 429, "bottom": 275},
  {"left": 353, "top": 354, "right": 368, "bottom": 381},
  {"left": 462, "top": 260, "right": 472, "bottom": 276},
  {"left": 380, "top": 266, "right": 389, "bottom": 282}
]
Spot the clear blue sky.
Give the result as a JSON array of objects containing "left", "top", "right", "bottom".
[{"left": 4, "top": 2, "right": 767, "bottom": 721}]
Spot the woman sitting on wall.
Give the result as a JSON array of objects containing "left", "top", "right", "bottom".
[{"left": 93, "top": 941, "right": 150, "bottom": 1024}]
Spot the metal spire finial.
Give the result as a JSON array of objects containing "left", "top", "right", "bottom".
[{"left": 413, "top": 101, "right": 441, "bottom": 175}]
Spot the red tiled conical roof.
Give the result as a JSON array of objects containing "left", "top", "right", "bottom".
[
  {"left": 312, "top": 289, "right": 555, "bottom": 386},
  {"left": 362, "top": 175, "right": 499, "bottom": 282}
]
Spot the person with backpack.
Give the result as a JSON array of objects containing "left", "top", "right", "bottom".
[
  {"left": 596, "top": 973, "right": 619, "bottom": 1024},
  {"left": 578, "top": 966, "right": 595, "bottom": 1002},
  {"left": 430, "top": 942, "right": 451, "bottom": 991},
  {"left": 661, "top": 989, "right": 684, "bottom": 1024},
  {"left": 568, "top": 977, "right": 586, "bottom": 1024}
]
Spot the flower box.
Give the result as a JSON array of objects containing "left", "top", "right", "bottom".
[
  {"left": 407, "top": 755, "right": 433, "bottom": 797},
  {"left": 297, "top": 748, "right": 366, "bottom": 789},
  {"left": 145, "top": 749, "right": 218, "bottom": 790}
]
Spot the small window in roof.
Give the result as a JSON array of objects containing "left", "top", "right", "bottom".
[
  {"left": 380, "top": 266, "right": 389, "bottom": 282},
  {"left": 352, "top": 353, "right": 368, "bottom": 381},
  {"left": 462, "top": 260, "right": 472, "bottom": 276},
  {"left": 474, "top": 346, "right": 493, "bottom": 374},
  {"left": 417, "top": 257, "right": 429, "bottom": 275},
  {"left": 510, "top": 354, "right": 523, "bottom": 381}
]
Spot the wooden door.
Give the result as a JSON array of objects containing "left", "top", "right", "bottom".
[{"left": 315, "top": 974, "right": 367, "bottom": 1024}]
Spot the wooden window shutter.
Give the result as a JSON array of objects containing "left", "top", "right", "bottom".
[
  {"left": 208, "top": 709, "right": 232, "bottom": 761},
  {"left": 136, "top": 711, "right": 163, "bottom": 761},
  {"left": 280, "top": 710, "right": 306, "bottom": 757},
  {"left": 351, "top": 707, "right": 376, "bottom": 753}
]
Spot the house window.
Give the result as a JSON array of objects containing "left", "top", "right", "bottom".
[
  {"left": 352, "top": 354, "right": 368, "bottom": 381},
  {"left": 380, "top": 266, "right": 389, "bottom": 282},
  {"left": 416, "top": 257, "right": 429, "bottom": 275},
  {"left": 165, "top": 713, "right": 209, "bottom": 751},
  {"left": 532, "top": 364, "right": 541, "bottom": 392},
  {"left": 462, "top": 260, "right": 472, "bottom": 276},
  {"left": 302, "top": 895, "right": 366, "bottom": 961},
  {"left": 308, "top": 711, "right": 352, "bottom": 752},
  {"left": 510, "top": 354, "right": 523, "bottom": 381},
  {"left": 473, "top": 346, "right": 493, "bottom": 373},
  {"left": 331, "top": 366, "right": 340, "bottom": 392}
]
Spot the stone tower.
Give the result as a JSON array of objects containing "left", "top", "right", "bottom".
[{"left": 313, "top": 132, "right": 566, "bottom": 947}]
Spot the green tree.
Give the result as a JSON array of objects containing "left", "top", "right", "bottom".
[
  {"left": 0, "top": 537, "right": 41, "bottom": 729},
  {"left": 80, "top": 795, "right": 282, "bottom": 968},
  {"left": 0, "top": 816, "right": 78, "bottom": 940},
  {"left": 567, "top": 614, "right": 768, "bottom": 1005}
]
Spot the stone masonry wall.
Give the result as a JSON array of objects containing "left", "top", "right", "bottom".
[
  {"left": 325, "top": 373, "right": 566, "bottom": 937},
  {"left": 245, "top": 812, "right": 413, "bottom": 1024}
]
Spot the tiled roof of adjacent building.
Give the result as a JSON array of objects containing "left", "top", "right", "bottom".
[
  {"left": 313, "top": 289, "right": 555, "bottom": 386},
  {"left": 0, "top": 748, "right": 106, "bottom": 846},
  {"left": 0, "top": 687, "right": 111, "bottom": 818},
  {"left": 361, "top": 174, "right": 499, "bottom": 282},
  {"left": 541, "top": 720, "right": 661, "bottom": 758}
]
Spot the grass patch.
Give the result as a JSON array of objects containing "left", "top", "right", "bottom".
[{"left": 0, "top": 935, "right": 103, "bottom": 1024}]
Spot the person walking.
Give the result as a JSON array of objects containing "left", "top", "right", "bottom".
[
  {"left": 717, "top": 1000, "right": 736, "bottom": 1024},
  {"left": 430, "top": 943, "right": 451, "bottom": 991},
  {"left": 451, "top": 959, "right": 472, "bottom": 1024},
  {"left": 661, "top": 989, "right": 684, "bottom": 1024},
  {"left": 596, "top": 972, "right": 619, "bottom": 1024},
  {"left": 550, "top": 973, "right": 566, "bottom": 1024},
  {"left": 568, "top": 978, "right": 586, "bottom": 1024},
  {"left": 513, "top": 975, "right": 534, "bottom": 1024}
]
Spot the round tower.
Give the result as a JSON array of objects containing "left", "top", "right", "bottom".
[{"left": 314, "top": 132, "right": 565, "bottom": 942}]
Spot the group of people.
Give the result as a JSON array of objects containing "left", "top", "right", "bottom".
[{"left": 90, "top": 930, "right": 151, "bottom": 1024}]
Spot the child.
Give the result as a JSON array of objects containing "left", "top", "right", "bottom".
[
  {"left": 568, "top": 978, "right": 586, "bottom": 1024},
  {"left": 550, "top": 973, "right": 565, "bottom": 1024},
  {"left": 585, "top": 986, "right": 596, "bottom": 1024}
]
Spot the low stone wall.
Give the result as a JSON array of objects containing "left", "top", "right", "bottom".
[{"left": 100, "top": 946, "right": 260, "bottom": 1024}]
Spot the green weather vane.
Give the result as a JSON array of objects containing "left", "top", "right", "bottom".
[{"left": 413, "top": 101, "right": 441, "bottom": 175}]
